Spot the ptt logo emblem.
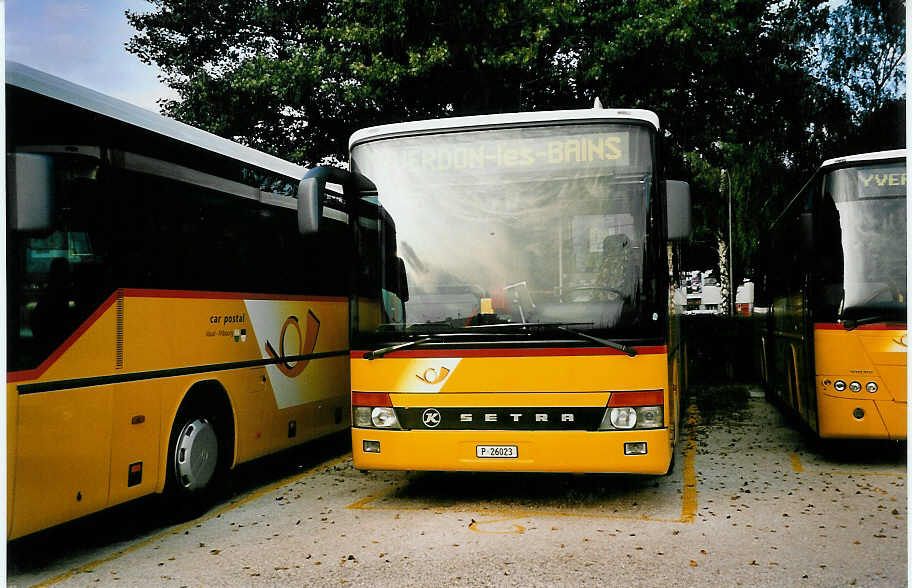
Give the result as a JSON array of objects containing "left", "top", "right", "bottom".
[
  {"left": 265, "top": 310, "right": 320, "bottom": 377},
  {"left": 422, "top": 408, "right": 442, "bottom": 428},
  {"left": 417, "top": 367, "right": 450, "bottom": 385}
]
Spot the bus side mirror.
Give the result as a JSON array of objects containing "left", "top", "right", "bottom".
[
  {"left": 297, "top": 165, "right": 354, "bottom": 235},
  {"left": 397, "top": 257, "right": 409, "bottom": 302},
  {"left": 799, "top": 211, "right": 814, "bottom": 270},
  {"left": 7, "top": 153, "right": 55, "bottom": 231},
  {"left": 297, "top": 177, "right": 322, "bottom": 234},
  {"left": 665, "top": 180, "right": 691, "bottom": 240}
]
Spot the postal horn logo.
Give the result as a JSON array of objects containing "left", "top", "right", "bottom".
[
  {"left": 265, "top": 310, "right": 320, "bottom": 377},
  {"left": 417, "top": 366, "right": 450, "bottom": 385}
]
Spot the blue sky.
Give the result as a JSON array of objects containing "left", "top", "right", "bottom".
[{"left": 6, "top": 0, "right": 176, "bottom": 111}]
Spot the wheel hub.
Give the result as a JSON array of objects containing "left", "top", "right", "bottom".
[{"left": 174, "top": 418, "right": 218, "bottom": 492}]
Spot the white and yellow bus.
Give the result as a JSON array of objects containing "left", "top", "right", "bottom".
[
  {"left": 336, "top": 107, "right": 692, "bottom": 474},
  {"left": 5, "top": 62, "right": 366, "bottom": 539},
  {"left": 759, "top": 149, "right": 906, "bottom": 440}
]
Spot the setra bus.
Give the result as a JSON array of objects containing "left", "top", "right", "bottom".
[
  {"left": 5, "top": 62, "right": 365, "bottom": 539},
  {"left": 758, "top": 149, "right": 907, "bottom": 439},
  {"left": 332, "top": 107, "right": 692, "bottom": 474}
]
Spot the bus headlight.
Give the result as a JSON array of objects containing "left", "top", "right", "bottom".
[
  {"left": 637, "top": 406, "right": 663, "bottom": 428},
  {"left": 866, "top": 382, "right": 878, "bottom": 393},
  {"left": 371, "top": 407, "right": 401, "bottom": 428},
  {"left": 598, "top": 391, "right": 665, "bottom": 431},
  {"left": 607, "top": 407, "right": 637, "bottom": 429},
  {"left": 599, "top": 406, "right": 664, "bottom": 430},
  {"left": 849, "top": 381, "right": 862, "bottom": 393},
  {"left": 354, "top": 407, "right": 373, "bottom": 427},
  {"left": 352, "top": 392, "right": 402, "bottom": 429}
]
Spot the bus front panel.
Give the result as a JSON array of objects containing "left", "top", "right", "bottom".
[
  {"left": 814, "top": 324, "right": 907, "bottom": 440},
  {"left": 350, "top": 349, "right": 674, "bottom": 474}
]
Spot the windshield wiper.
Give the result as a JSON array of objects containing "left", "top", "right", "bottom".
[
  {"left": 463, "top": 321, "right": 592, "bottom": 330},
  {"left": 842, "top": 315, "right": 902, "bottom": 331},
  {"left": 464, "top": 322, "right": 637, "bottom": 356},
  {"left": 363, "top": 336, "right": 436, "bottom": 360},
  {"left": 555, "top": 326, "right": 637, "bottom": 357}
]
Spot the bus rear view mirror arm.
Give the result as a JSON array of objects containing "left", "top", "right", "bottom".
[
  {"left": 665, "top": 180, "right": 691, "bottom": 241},
  {"left": 298, "top": 165, "right": 359, "bottom": 235},
  {"left": 7, "top": 153, "right": 55, "bottom": 231}
]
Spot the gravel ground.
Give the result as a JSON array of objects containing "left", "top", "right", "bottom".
[{"left": 8, "top": 386, "right": 907, "bottom": 587}]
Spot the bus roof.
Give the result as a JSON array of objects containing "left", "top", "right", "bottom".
[
  {"left": 821, "top": 149, "right": 907, "bottom": 169},
  {"left": 349, "top": 108, "right": 660, "bottom": 149},
  {"left": 6, "top": 61, "right": 308, "bottom": 182}
]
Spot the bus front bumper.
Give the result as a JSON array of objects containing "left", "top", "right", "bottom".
[{"left": 351, "top": 427, "right": 673, "bottom": 474}]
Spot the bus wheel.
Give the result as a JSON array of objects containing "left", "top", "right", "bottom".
[
  {"left": 663, "top": 448, "right": 677, "bottom": 476},
  {"left": 172, "top": 417, "right": 219, "bottom": 493},
  {"left": 165, "top": 403, "right": 227, "bottom": 517}
]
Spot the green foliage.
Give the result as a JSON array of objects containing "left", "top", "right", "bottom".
[
  {"left": 814, "top": 0, "right": 905, "bottom": 119},
  {"left": 128, "top": 0, "right": 581, "bottom": 164},
  {"left": 126, "top": 0, "right": 905, "bottom": 278}
]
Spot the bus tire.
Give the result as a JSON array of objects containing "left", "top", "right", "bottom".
[
  {"left": 165, "top": 395, "right": 231, "bottom": 516},
  {"left": 663, "top": 448, "right": 677, "bottom": 476}
]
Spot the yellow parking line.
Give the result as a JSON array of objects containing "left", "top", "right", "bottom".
[
  {"left": 790, "top": 452, "right": 903, "bottom": 478},
  {"left": 679, "top": 403, "right": 700, "bottom": 523},
  {"left": 33, "top": 453, "right": 352, "bottom": 588},
  {"left": 811, "top": 469, "right": 903, "bottom": 478},
  {"left": 349, "top": 492, "right": 678, "bottom": 522},
  {"left": 468, "top": 518, "right": 527, "bottom": 534}
]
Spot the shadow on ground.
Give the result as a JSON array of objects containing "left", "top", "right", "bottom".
[{"left": 7, "top": 431, "right": 351, "bottom": 574}]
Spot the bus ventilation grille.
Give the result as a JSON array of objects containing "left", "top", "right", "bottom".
[{"left": 116, "top": 291, "right": 125, "bottom": 369}]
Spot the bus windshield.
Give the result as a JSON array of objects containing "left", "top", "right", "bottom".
[
  {"left": 825, "top": 161, "right": 907, "bottom": 321},
  {"left": 351, "top": 123, "right": 658, "bottom": 340}
]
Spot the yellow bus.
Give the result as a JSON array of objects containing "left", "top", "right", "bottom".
[
  {"left": 5, "top": 62, "right": 363, "bottom": 539},
  {"left": 335, "top": 107, "right": 691, "bottom": 474},
  {"left": 758, "top": 149, "right": 906, "bottom": 439}
]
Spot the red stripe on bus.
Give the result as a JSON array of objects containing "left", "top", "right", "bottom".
[
  {"left": 8, "top": 289, "right": 347, "bottom": 383},
  {"left": 350, "top": 346, "right": 667, "bottom": 359},
  {"left": 120, "top": 288, "right": 347, "bottom": 302},
  {"left": 815, "top": 322, "right": 907, "bottom": 331}
]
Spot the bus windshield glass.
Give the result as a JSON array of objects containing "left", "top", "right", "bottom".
[
  {"left": 351, "top": 123, "right": 657, "bottom": 340},
  {"left": 825, "top": 161, "right": 907, "bottom": 321}
]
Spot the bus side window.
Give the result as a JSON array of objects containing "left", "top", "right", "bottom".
[{"left": 29, "top": 255, "right": 76, "bottom": 353}]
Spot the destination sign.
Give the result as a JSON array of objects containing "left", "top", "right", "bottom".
[
  {"left": 830, "top": 164, "right": 907, "bottom": 201},
  {"left": 391, "top": 132, "right": 631, "bottom": 173},
  {"left": 859, "top": 171, "right": 906, "bottom": 189}
]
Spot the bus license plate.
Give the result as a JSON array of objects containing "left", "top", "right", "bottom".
[{"left": 476, "top": 445, "right": 518, "bottom": 458}]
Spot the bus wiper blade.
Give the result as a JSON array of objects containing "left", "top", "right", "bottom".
[
  {"left": 842, "top": 315, "right": 898, "bottom": 331},
  {"left": 556, "top": 326, "right": 637, "bottom": 357},
  {"left": 364, "top": 336, "right": 435, "bottom": 360},
  {"left": 463, "top": 322, "right": 593, "bottom": 330}
]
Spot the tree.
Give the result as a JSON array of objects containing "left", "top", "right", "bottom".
[
  {"left": 126, "top": 0, "right": 904, "bottom": 290},
  {"left": 127, "top": 0, "right": 581, "bottom": 165},
  {"left": 814, "top": 0, "right": 906, "bottom": 122}
]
